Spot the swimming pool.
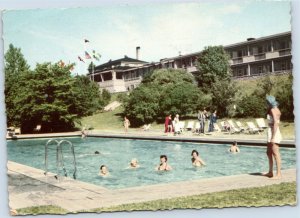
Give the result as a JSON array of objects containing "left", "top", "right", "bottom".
[{"left": 7, "top": 137, "right": 296, "bottom": 189}]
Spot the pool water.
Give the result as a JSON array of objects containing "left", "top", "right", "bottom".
[{"left": 7, "top": 137, "right": 296, "bottom": 189}]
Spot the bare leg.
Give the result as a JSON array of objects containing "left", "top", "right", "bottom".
[
  {"left": 264, "top": 143, "right": 273, "bottom": 177},
  {"left": 271, "top": 143, "right": 282, "bottom": 179}
]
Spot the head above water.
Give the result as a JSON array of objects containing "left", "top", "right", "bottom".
[
  {"left": 266, "top": 95, "right": 278, "bottom": 108},
  {"left": 160, "top": 155, "right": 168, "bottom": 162},
  {"left": 233, "top": 141, "right": 237, "bottom": 146},
  {"left": 100, "top": 165, "right": 106, "bottom": 170},
  {"left": 191, "top": 149, "right": 199, "bottom": 156}
]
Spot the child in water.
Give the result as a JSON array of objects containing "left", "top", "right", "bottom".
[
  {"left": 191, "top": 150, "right": 206, "bottom": 167},
  {"left": 157, "top": 155, "right": 172, "bottom": 171},
  {"left": 229, "top": 141, "right": 240, "bottom": 153},
  {"left": 129, "top": 158, "right": 140, "bottom": 168},
  {"left": 99, "top": 165, "right": 109, "bottom": 177}
]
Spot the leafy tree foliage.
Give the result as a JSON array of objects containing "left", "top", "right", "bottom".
[
  {"left": 101, "top": 89, "right": 111, "bottom": 106},
  {"left": 4, "top": 44, "right": 30, "bottom": 126},
  {"left": 124, "top": 69, "right": 210, "bottom": 126},
  {"left": 5, "top": 45, "right": 104, "bottom": 133},
  {"left": 196, "top": 46, "right": 231, "bottom": 92}
]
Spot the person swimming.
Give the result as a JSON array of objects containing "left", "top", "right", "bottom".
[
  {"left": 99, "top": 165, "right": 109, "bottom": 177},
  {"left": 157, "top": 155, "right": 172, "bottom": 171},
  {"left": 191, "top": 150, "right": 206, "bottom": 167},
  {"left": 129, "top": 158, "right": 140, "bottom": 168},
  {"left": 229, "top": 141, "right": 240, "bottom": 153},
  {"left": 95, "top": 151, "right": 100, "bottom": 155}
]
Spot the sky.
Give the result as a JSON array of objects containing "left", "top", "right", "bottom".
[{"left": 3, "top": 1, "right": 291, "bottom": 75}]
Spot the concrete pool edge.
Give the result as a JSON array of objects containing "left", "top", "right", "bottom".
[
  {"left": 6, "top": 131, "right": 295, "bottom": 147},
  {"left": 8, "top": 161, "right": 297, "bottom": 212},
  {"left": 88, "top": 133, "right": 295, "bottom": 147}
]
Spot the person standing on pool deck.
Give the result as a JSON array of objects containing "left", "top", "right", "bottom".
[
  {"left": 157, "top": 155, "right": 172, "bottom": 171},
  {"left": 124, "top": 116, "right": 130, "bottom": 133},
  {"left": 264, "top": 95, "right": 282, "bottom": 179}
]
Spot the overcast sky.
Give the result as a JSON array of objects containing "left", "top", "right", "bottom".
[{"left": 3, "top": 1, "right": 291, "bottom": 75}]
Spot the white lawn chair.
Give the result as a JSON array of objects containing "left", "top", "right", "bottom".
[
  {"left": 33, "top": 125, "right": 41, "bottom": 132},
  {"left": 186, "top": 121, "right": 195, "bottom": 131},
  {"left": 194, "top": 122, "right": 200, "bottom": 133},
  {"left": 179, "top": 121, "right": 186, "bottom": 132},
  {"left": 246, "top": 122, "right": 260, "bottom": 134},
  {"left": 14, "top": 128, "right": 21, "bottom": 135},
  {"left": 214, "top": 123, "right": 221, "bottom": 132},
  {"left": 142, "top": 124, "right": 151, "bottom": 131},
  {"left": 228, "top": 120, "right": 242, "bottom": 134},
  {"left": 256, "top": 118, "right": 267, "bottom": 132},
  {"left": 236, "top": 121, "right": 247, "bottom": 131}
]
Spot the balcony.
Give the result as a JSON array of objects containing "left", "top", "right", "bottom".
[
  {"left": 279, "top": 48, "right": 291, "bottom": 56},
  {"left": 186, "top": 66, "right": 198, "bottom": 73},
  {"left": 254, "top": 54, "right": 266, "bottom": 60},
  {"left": 232, "top": 58, "right": 243, "bottom": 64}
]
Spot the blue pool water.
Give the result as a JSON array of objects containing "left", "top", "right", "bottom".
[{"left": 7, "top": 137, "right": 296, "bottom": 189}]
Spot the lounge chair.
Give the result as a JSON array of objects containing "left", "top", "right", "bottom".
[
  {"left": 214, "top": 123, "right": 221, "bottom": 132},
  {"left": 179, "top": 121, "right": 186, "bottom": 132},
  {"left": 186, "top": 121, "right": 195, "bottom": 131},
  {"left": 256, "top": 118, "right": 267, "bottom": 131},
  {"left": 194, "top": 122, "right": 200, "bottom": 133},
  {"left": 33, "top": 125, "right": 41, "bottom": 132},
  {"left": 142, "top": 124, "right": 151, "bottom": 131},
  {"left": 236, "top": 121, "right": 247, "bottom": 131},
  {"left": 14, "top": 128, "right": 21, "bottom": 135},
  {"left": 228, "top": 120, "right": 242, "bottom": 134},
  {"left": 246, "top": 122, "right": 260, "bottom": 134}
]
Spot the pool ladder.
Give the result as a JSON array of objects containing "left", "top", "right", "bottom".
[{"left": 44, "top": 139, "right": 77, "bottom": 180}]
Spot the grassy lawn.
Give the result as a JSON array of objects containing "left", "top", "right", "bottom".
[
  {"left": 17, "top": 205, "right": 68, "bottom": 215},
  {"left": 92, "top": 182, "right": 296, "bottom": 212},
  {"left": 16, "top": 182, "right": 296, "bottom": 215}
]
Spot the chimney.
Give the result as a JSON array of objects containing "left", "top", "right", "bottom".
[{"left": 136, "top": 46, "right": 140, "bottom": 60}]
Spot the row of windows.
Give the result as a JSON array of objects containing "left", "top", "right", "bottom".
[
  {"left": 232, "top": 59, "right": 292, "bottom": 77},
  {"left": 228, "top": 37, "right": 291, "bottom": 59}
]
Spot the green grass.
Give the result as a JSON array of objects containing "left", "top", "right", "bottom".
[
  {"left": 91, "top": 182, "right": 296, "bottom": 212},
  {"left": 17, "top": 205, "right": 68, "bottom": 215},
  {"left": 15, "top": 182, "right": 296, "bottom": 215}
]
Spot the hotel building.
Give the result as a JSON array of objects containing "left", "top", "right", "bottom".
[{"left": 88, "top": 31, "right": 292, "bottom": 93}]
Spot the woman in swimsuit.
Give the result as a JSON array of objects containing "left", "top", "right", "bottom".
[
  {"left": 124, "top": 116, "right": 130, "bottom": 133},
  {"left": 191, "top": 150, "right": 206, "bottom": 167},
  {"left": 264, "top": 95, "right": 282, "bottom": 179},
  {"left": 157, "top": 155, "right": 172, "bottom": 171}
]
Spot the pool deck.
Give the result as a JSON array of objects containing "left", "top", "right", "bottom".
[
  {"left": 8, "top": 161, "right": 296, "bottom": 213},
  {"left": 6, "top": 130, "right": 295, "bottom": 147}
]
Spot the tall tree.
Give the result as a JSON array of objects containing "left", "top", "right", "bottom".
[
  {"left": 4, "top": 44, "right": 30, "bottom": 126},
  {"left": 196, "top": 46, "right": 231, "bottom": 92}
]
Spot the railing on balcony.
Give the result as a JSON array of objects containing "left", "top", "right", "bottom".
[
  {"left": 232, "top": 58, "right": 243, "bottom": 64},
  {"left": 279, "top": 49, "right": 291, "bottom": 56},
  {"left": 254, "top": 54, "right": 266, "bottom": 60},
  {"left": 124, "top": 77, "right": 141, "bottom": 82}
]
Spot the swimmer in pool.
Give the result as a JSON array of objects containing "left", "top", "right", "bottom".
[
  {"left": 191, "top": 150, "right": 206, "bottom": 167},
  {"left": 95, "top": 151, "right": 100, "bottom": 155},
  {"left": 129, "top": 158, "right": 140, "bottom": 168},
  {"left": 229, "top": 141, "right": 240, "bottom": 153},
  {"left": 157, "top": 155, "right": 172, "bottom": 171},
  {"left": 99, "top": 165, "right": 109, "bottom": 177}
]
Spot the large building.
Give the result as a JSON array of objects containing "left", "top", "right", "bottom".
[{"left": 88, "top": 31, "right": 292, "bottom": 93}]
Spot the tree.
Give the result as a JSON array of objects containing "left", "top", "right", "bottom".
[
  {"left": 195, "top": 46, "right": 231, "bottom": 92},
  {"left": 12, "top": 62, "right": 102, "bottom": 133},
  {"left": 101, "top": 89, "right": 111, "bottom": 106},
  {"left": 123, "top": 69, "right": 210, "bottom": 126},
  {"left": 4, "top": 44, "right": 30, "bottom": 126}
]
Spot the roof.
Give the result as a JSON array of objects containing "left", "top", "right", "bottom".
[
  {"left": 224, "top": 31, "right": 291, "bottom": 49},
  {"left": 94, "top": 56, "right": 148, "bottom": 72}
]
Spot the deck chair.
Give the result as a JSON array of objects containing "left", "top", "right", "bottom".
[
  {"left": 246, "top": 122, "right": 260, "bottom": 134},
  {"left": 236, "top": 121, "right": 247, "bottom": 131},
  {"left": 142, "top": 124, "right": 151, "bottom": 131},
  {"left": 33, "top": 125, "right": 41, "bottom": 132},
  {"left": 214, "top": 123, "right": 221, "bottom": 132},
  {"left": 194, "top": 122, "right": 200, "bottom": 133},
  {"left": 14, "top": 128, "right": 21, "bottom": 135},
  {"left": 220, "top": 121, "right": 230, "bottom": 132},
  {"left": 179, "top": 121, "right": 186, "bottom": 132},
  {"left": 186, "top": 121, "right": 195, "bottom": 131},
  {"left": 228, "top": 120, "right": 242, "bottom": 133},
  {"left": 256, "top": 118, "right": 267, "bottom": 131}
]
